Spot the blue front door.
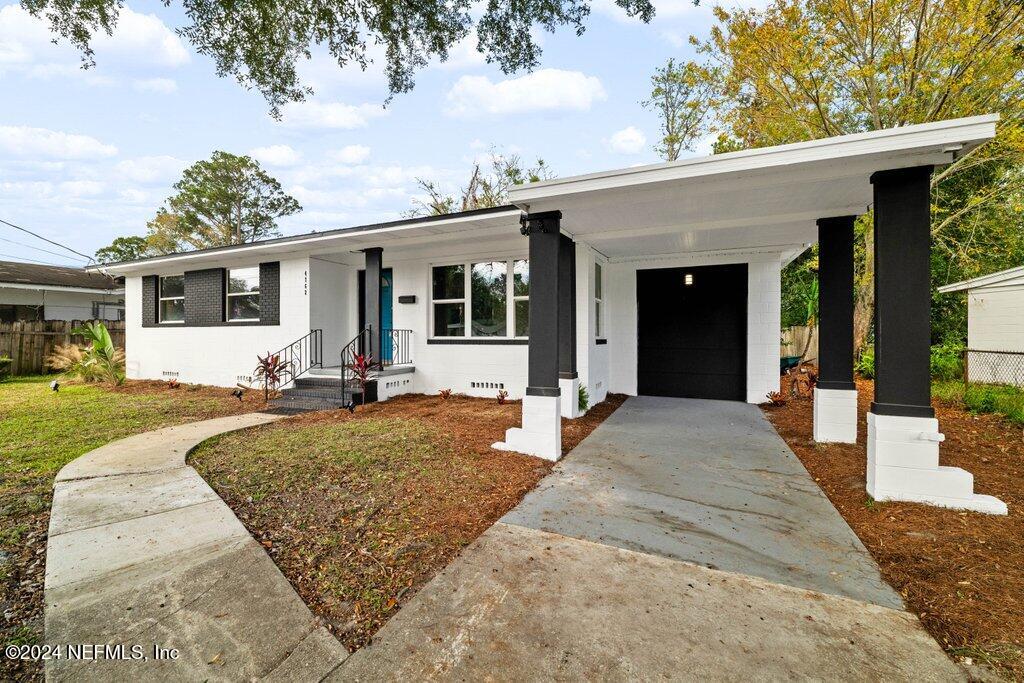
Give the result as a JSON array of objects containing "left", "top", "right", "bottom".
[{"left": 381, "top": 268, "right": 393, "bottom": 362}]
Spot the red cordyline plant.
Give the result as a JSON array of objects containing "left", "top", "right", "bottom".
[
  {"left": 254, "top": 352, "right": 293, "bottom": 400},
  {"left": 347, "top": 353, "right": 375, "bottom": 407}
]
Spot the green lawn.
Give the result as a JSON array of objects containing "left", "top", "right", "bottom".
[
  {"left": 0, "top": 375, "right": 259, "bottom": 680},
  {"left": 933, "top": 380, "right": 1024, "bottom": 426}
]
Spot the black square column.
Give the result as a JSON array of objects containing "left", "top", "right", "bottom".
[
  {"left": 816, "top": 215, "right": 857, "bottom": 390},
  {"left": 870, "top": 166, "right": 935, "bottom": 418},
  {"left": 363, "top": 247, "right": 383, "bottom": 366},
  {"left": 558, "top": 233, "right": 577, "bottom": 381},
  {"left": 525, "top": 211, "right": 562, "bottom": 397}
]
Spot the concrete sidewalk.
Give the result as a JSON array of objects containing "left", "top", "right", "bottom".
[
  {"left": 337, "top": 523, "right": 963, "bottom": 681},
  {"left": 44, "top": 413, "right": 349, "bottom": 682}
]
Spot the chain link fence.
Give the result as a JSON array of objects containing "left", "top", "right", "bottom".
[{"left": 965, "top": 349, "right": 1024, "bottom": 387}]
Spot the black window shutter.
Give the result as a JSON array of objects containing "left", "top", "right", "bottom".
[
  {"left": 259, "top": 262, "right": 280, "bottom": 325},
  {"left": 184, "top": 268, "right": 226, "bottom": 326},
  {"left": 141, "top": 276, "right": 158, "bottom": 327}
]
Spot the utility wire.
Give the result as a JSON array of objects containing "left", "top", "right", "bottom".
[
  {"left": 0, "top": 251, "right": 85, "bottom": 268},
  {"left": 0, "top": 217, "right": 94, "bottom": 263},
  {"left": 0, "top": 236, "right": 90, "bottom": 263}
]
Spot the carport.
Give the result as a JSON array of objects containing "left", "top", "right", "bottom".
[{"left": 495, "top": 114, "right": 1006, "bottom": 515}]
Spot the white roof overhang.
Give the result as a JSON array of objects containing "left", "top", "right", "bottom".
[
  {"left": 937, "top": 264, "right": 1024, "bottom": 293},
  {"left": 511, "top": 115, "right": 999, "bottom": 261}
]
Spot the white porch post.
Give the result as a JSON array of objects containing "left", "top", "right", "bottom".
[
  {"left": 867, "top": 167, "right": 1006, "bottom": 514},
  {"left": 494, "top": 211, "right": 563, "bottom": 460},
  {"left": 814, "top": 215, "right": 858, "bottom": 443}
]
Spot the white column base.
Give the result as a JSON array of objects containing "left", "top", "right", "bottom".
[
  {"left": 813, "top": 388, "right": 857, "bottom": 443},
  {"left": 493, "top": 394, "right": 562, "bottom": 461},
  {"left": 867, "top": 412, "right": 1007, "bottom": 515},
  {"left": 559, "top": 376, "right": 582, "bottom": 419}
]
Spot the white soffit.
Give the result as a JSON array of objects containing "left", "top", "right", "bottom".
[{"left": 511, "top": 115, "right": 999, "bottom": 247}]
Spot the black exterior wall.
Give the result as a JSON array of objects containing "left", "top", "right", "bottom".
[
  {"left": 558, "top": 233, "right": 577, "bottom": 380},
  {"left": 184, "top": 268, "right": 225, "bottom": 326},
  {"left": 870, "top": 166, "right": 935, "bottom": 418},
  {"left": 816, "top": 215, "right": 857, "bottom": 391},
  {"left": 363, "top": 248, "right": 383, "bottom": 364},
  {"left": 525, "top": 211, "right": 562, "bottom": 397},
  {"left": 141, "top": 275, "right": 157, "bottom": 327},
  {"left": 141, "top": 262, "right": 280, "bottom": 327}
]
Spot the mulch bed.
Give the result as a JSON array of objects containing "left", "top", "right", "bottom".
[
  {"left": 763, "top": 376, "right": 1024, "bottom": 678},
  {"left": 191, "top": 392, "right": 626, "bottom": 652}
]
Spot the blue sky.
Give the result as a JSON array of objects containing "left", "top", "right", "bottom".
[{"left": 0, "top": 0, "right": 759, "bottom": 267}]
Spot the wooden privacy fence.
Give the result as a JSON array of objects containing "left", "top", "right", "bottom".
[
  {"left": 0, "top": 320, "right": 126, "bottom": 377},
  {"left": 781, "top": 325, "right": 818, "bottom": 360}
]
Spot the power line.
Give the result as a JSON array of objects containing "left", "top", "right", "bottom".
[
  {"left": 0, "top": 251, "right": 86, "bottom": 268},
  {"left": 0, "top": 236, "right": 90, "bottom": 263},
  {"left": 0, "top": 217, "right": 94, "bottom": 263}
]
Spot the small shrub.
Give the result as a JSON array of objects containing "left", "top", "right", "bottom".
[
  {"left": 496, "top": 389, "right": 509, "bottom": 404},
  {"left": 254, "top": 352, "right": 293, "bottom": 400},
  {"left": 0, "top": 355, "right": 11, "bottom": 382},
  {"left": 167, "top": 378, "right": 181, "bottom": 389},
  {"left": 930, "top": 343, "right": 964, "bottom": 381},
  {"left": 766, "top": 391, "right": 786, "bottom": 406},
  {"left": 439, "top": 388, "right": 453, "bottom": 400},
  {"left": 855, "top": 345, "right": 875, "bottom": 379},
  {"left": 578, "top": 384, "right": 589, "bottom": 413}
]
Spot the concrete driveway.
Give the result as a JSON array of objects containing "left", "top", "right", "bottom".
[
  {"left": 502, "top": 396, "right": 903, "bottom": 609},
  {"left": 338, "top": 397, "right": 962, "bottom": 680}
]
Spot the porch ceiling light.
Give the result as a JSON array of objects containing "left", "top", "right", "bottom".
[{"left": 684, "top": 273, "right": 694, "bottom": 286}]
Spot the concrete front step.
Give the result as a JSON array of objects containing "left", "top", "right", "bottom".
[
  {"left": 282, "top": 386, "right": 349, "bottom": 401},
  {"left": 267, "top": 395, "right": 354, "bottom": 413}
]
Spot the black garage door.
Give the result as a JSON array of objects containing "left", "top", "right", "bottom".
[{"left": 637, "top": 264, "right": 747, "bottom": 401}]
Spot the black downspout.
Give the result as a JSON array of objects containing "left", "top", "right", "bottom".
[
  {"left": 816, "top": 215, "right": 857, "bottom": 391},
  {"left": 524, "top": 211, "right": 562, "bottom": 398},
  {"left": 870, "top": 166, "right": 935, "bottom": 418}
]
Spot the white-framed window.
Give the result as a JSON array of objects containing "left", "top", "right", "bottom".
[
  {"left": 594, "top": 262, "right": 603, "bottom": 338},
  {"left": 226, "top": 266, "right": 260, "bottom": 321},
  {"left": 431, "top": 259, "right": 529, "bottom": 338},
  {"left": 512, "top": 259, "right": 529, "bottom": 337},
  {"left": 158, "top": 275, "right": 185, "bottom": 323}
]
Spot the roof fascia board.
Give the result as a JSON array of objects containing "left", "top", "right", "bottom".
[
  {"left": 511, "top": 115, "right": 998, "bottom": 204},
  {"left": 0, "top": 282, "right": 124, "bottom": 295},
  {"left": 937, "top": 265, "right": 1024, "bottom": 293}
]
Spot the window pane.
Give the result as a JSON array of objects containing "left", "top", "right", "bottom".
[
  {"left": 160, "top": 275, "right": 184, "bottom": 298},
  {"left": 228, "top": 293, "right": 260, "bottom": 320},
  {"left": 227, "top": 267, "right": 259, "bottom": 294},
  {"left": 595, "top": 301, "right": 602, "bottom": 337},
  {"left": 432, "top": 264, "right": 464, "bottom": 300},
  {"left": 594, "top": 263, "right": 602, "bottom": 300},
  {"left": 160, "top": 298, "right": 184, "bottom": 322},
  {"left": 471, "top": 261, "right": 507, "bottom": 337},
  {"left": 433, "top": 302, "right": 465, "bottom": 336},
  {"left": 513, "top": 259, "right": 529, "bottom": 296},
  {"left": 515, "top": 299, "right": 530, "bottom": 337}
]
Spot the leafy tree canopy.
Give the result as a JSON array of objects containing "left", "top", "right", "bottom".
[
  {"left": 94, "top": 235, "right": 151, "bottom": 264},
  {"left": 146, "top": 151, "right": 301, "bottom": 254},
  {"left": 23, "top": 0, "right": 656, "bottom": 115}
]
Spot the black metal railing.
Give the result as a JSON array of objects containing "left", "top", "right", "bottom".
[
  {"left": 270, "top": 328, "right": 323, "bottom": 386},
  {"left": 340, "top": 327, "right": 373, "bottom": 408},
  {"left": 382, "top": 328, "right": 413, "bottom": 367},
  {"left": 964, "top": 349, "right": 1024, "bottom": 386}
]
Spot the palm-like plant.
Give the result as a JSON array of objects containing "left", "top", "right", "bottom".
[
  {"left": 47, "top": 322, "right": 125, "bottom": 385},
  {"left": 346, "top": 353, "right": 375, "bottom": 407},
  {"left": 254, "top": 352, "right": 293, "bottom": 400}
]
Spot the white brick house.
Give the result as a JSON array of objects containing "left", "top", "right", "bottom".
[{"left": 93, "top": 115, "right": 1006, "bottom": 515}]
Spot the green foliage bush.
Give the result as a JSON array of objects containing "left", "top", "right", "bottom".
[
  {"left": 855, "top": 344, "right": 964, "bottom": 381},
  {"left": 0, "top": 356, "right": 11, "bottom": 382},
  {"left": 933, "top": 380, "right": 1024, "bottom": 427},
  {"left": 578, "top": 384, "right": 589, "bottom": 413}
]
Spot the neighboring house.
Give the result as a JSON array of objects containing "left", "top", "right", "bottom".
[
  {"left": 938, "top": 265, "right": 1024, "bottom": 386},
  {"left": 0, "top": 261, "right": 125, "bottom": 322},
  {"left": 93, "top": 115, "right": 1007, "bottom": 515}
]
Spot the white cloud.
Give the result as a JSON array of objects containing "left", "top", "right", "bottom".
[
  {"left": 281, "top": 100, "right": 388, "bottom": 129},
  {"left": 444, "top": 69, "right": 607, "bottom": 118},
  {"left": 607, "top": 126, "right": 647, "bottom": 154},
  {"left": 250, "top": 144, "right": 302, "bottom": 166},
  {"left": 0, "top": 5, "right": 189, "bottom": 78},
  {"left": 0, "top": 125, "right": 117, "bottom": 159},
  {"left": 329, "top": 145, "right": 371, "bottom": 164},
  {"left": 59, "top": 180, "right": 105, "bottom": 197},
  {"left": 133, "top": 77, "right": 177, "bottom": 93},
  {"left": 115, "top": 155, "right": 186, "bottom": 183}
]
